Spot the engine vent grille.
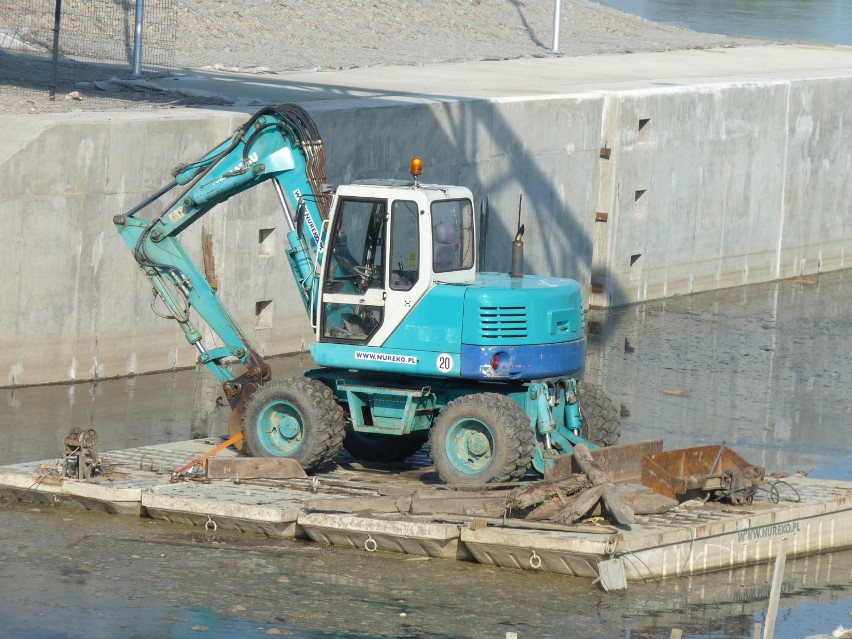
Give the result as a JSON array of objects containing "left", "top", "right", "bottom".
[{"left": 479, "top": 306, "right": 528, "bottom": 339}]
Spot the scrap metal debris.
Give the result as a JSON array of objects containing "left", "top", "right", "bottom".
[
  {"left": 641, "top": 443, "right": 765, "bottom": 505},
  {"left": 300, "top": 441, "right": 768, "bottom": 528},
  {"left": 62, "top": 428, "right": 101, "bottom": 479}
]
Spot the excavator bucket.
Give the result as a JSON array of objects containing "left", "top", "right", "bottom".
[
  {"left": 546, "top": 440, "right": 663, "bottom": 483},
  {"left": 226, "top": 380, "right": 263, "bottom": 455},
  {"left": 641, "top": 444, "right": 764, "bottom": 504}
]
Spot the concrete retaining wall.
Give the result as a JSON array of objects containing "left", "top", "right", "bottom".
[
  {"left": 590, "top": 77, "right": 852, "bottom": 307},
  {"left": 1, "top": 72, "right": 850, "bottom": 386}
]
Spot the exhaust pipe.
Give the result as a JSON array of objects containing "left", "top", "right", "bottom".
[{"left": 510, "top": 193, "right": 525, "bottom": 279}]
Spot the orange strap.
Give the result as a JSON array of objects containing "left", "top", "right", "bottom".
[{"left": 173, "top": 432, "right": 245, "bottom": 476}]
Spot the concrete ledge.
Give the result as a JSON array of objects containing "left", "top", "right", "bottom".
[
  {"left": 0, "top": 470, "right": 142, "bottom": 515},
  {"left": 143, "top": 492, "right": 299, "bottom": 537},
  {"left": 461, "top": 527, "right": 614, "bottom": 577},
  {"left": 298, "top": 512, "right": 470, "bottom": 560}
]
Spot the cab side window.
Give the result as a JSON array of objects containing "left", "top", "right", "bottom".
[
  {"left": 324, "top": 198, "right": 385, "bottom": 293},
  {"left": 431, "top": 199, "right": 474, "bottom": 273},
  {"left": 390, "top": 200, "right": 419, "bottom": 291}
]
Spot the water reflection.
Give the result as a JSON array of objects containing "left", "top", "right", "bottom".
[
  {"left": 0, "top": 500, "right": 849, "bottom": 639},
  {"left": 0, "top": 353, "right": 313, "bottom": 466},
  {"left": 596, "top": 0, "right": 852, "bottom": 45},
  {"left": 586, "top": 271, "right": 852, "bottom": 481}
]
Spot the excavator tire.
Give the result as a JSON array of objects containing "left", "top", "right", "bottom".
[
  {"left": 430, "top": 393, "right": 534, "bottom": 484},
  {"left": 343, "top": 431, "right": 429, "bottom": 464},
  {"left": 243, "top": 377, "right": 345, "bottom": 470},
  {"left": 577, "top": 381, "right": 621, "bottom": 447}
]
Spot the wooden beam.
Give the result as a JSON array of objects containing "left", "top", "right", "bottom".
[{"left": 206, "top": 457, "right": 306, "bottom": 480}]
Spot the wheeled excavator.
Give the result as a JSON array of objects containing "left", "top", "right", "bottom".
[{"left": 114, "top": 104, "right": 620, "bottom": 484}]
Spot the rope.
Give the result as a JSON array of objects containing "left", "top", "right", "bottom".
[
  {"left": 755, "top": 479, "right": 801, "bottom": 503},
  {"left": 0, "top": 461, "right": 63, "bottom": 511}
]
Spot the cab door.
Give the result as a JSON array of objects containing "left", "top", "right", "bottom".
[
  {"left": 320, "top": 194, "right": 433, "bottom": 347},
  {"left": 369, "top": 197, "right": 431, "bottom": 345},
  {"left": 319, "top": 197, "right": 387, "bottom": 343}
]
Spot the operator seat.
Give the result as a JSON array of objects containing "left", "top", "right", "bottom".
[{"left": 433, "top": 222, "right": 455, "bottom": 271}]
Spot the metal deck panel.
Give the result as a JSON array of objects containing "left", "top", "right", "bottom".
[{"left": 461, "top": 477, "right": 852, "bottom": 580}]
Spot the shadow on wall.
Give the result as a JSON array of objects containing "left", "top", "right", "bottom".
[
  {"left": 273, "top": 86, "right": 605, "bottom": 287},
  {"left": 0, "top": 57, "right": 636, "bottom": 386}
]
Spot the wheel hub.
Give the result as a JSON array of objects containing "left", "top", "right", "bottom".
[
  {"left": 258, "top": 401, "right": 303, "bottom": 455},
  {"left": 466, "top": 431, "right": 490, "bottom": 457},
  {"left": 276, "top": 414, "right": 301, "bottom": 439},
  {"left": 447, "top": 418, "right": 494, "bottom": 473}
]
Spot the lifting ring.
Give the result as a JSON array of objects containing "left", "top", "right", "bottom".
[
  {"left": 364, "top": 535, "right": 378, "bottom": 552},
  {"left": 529, "top": 550, "right": 542, "bottom": 570},
  {"left": 205, "top": 515, "right": 218, "bottom": 532}
]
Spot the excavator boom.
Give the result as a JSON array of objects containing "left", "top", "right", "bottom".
[{"left": 114, "top": 105, "right": 330, "bottom": 394}]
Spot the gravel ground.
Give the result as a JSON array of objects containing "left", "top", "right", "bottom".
[{"left": 0, "top": 0, "right": 767, "bottom": 113}]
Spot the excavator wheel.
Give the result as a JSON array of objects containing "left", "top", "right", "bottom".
[
  {"left": 343, "top": 431, "right": 429, "bottom": 464},
  {"left": 242, "top": 377, "right": 345, "bottom": 471},
  {"left": 577, "top": 381, "right": 621, "bottom": 447},
  {"left": 430, "top": 393, "right": 534, "bottom": 484}
]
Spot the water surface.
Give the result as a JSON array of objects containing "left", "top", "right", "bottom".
[{"left": 597, "top": 0, "right": 852, "bottom": 45}]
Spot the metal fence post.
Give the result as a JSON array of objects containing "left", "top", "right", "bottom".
[
  {"left": 763, "top": 541, "right": 788, "bottom": 639},
  {"left": 49, "top": 0, "right": 62, "bottom": 100},
  {"left": 132, "top": 0, "right": 146, "bottom": 76},
  {"left": 551, "top": 0, "right": 562, "bottom": 53}
]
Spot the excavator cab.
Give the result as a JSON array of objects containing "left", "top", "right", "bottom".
[{"left": 315, "top": 177, "right": 476, "bottom": 349}]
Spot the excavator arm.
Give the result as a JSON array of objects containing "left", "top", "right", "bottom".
[{"left": 114, "top": 104, "right": 330, "bottom": 410}]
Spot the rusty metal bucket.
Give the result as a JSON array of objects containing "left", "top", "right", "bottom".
[{"left": 641, "top": 444, "right": 764, "bottom": 504}]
